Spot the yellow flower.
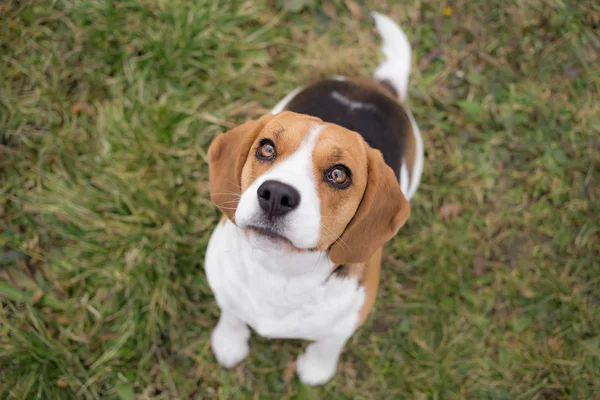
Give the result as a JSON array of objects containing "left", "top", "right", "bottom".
[{"left": 443, "top": 7, "right": 452, "bottom": 17}]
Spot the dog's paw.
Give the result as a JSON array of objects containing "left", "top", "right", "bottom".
[
  {"left": 211, "top": 321, "right": 250, "bottom": 368},
  {"left": 296, "top": 344, "right": 337, "bottom": 386}
]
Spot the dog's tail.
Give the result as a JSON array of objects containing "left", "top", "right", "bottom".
[{"left": 372, "top": 12, "right": 412, "bottom": 102}]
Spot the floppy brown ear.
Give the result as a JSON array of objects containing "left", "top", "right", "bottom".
[
  {"left": 329, "top": 147, "right": 410, "bottom": 264},
  {"left": 208, "top": 114, "right": 274, "bottom": 220}
]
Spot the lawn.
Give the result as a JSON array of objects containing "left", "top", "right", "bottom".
[{"left": 1, "top": 0, "right": 599, "bottom": 398}]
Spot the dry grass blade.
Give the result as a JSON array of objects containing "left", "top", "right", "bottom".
[{"left": 344, "top": 0, "right": 362, "bottom": 20}]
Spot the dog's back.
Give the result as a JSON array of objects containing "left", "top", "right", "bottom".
[{"left": 271, "top": 13, "right": 423, "bottom": 200}]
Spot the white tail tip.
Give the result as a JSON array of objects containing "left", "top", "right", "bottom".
[{"left": 371, "top": 12, "right": 412, "bottom": 101}]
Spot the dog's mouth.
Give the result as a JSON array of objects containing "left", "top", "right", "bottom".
[
  {"left": 247, "top": 225, "right": 292, "bottom": 244},
  {"left": 245, "top": 225, "right": 318, "bottom": 252}
]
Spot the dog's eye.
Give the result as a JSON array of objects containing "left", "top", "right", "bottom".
[
  {"left": 326, "top": 165, "right": 351, "bottom": 188},
  {"left": 256, "top": 139, "right": 276, "bottom": 160}
]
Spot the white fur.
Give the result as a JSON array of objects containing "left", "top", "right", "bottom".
[
  {"left": 372, "top": 11, "right": 412, "bottom": 102},
  {"left": 271, "top": 86, "right": 303, "bottom": 115},
  {"left": 296, "top": 335, "right": 350, "bottom": 385},
  {"left": 404, "top": 108, "right": 423, "bottom": 200},
  {"left": 235, "top": 124, "right": 324, "bottom": 250},
  {"left": 398, "top": 110, "right": 423, "bottom": 201},
  {"left": 400, "top": 161, "right": 410, "bottom": 197},
  {"left": 206, "top": 217, "right": 365, "bottom": 384},
  {"left": 211, "top": 310, "right": 250, "bottom": 367}
]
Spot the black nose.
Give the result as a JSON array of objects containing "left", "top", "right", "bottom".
[{"left": 257, "top": 180, "right": 300, "bottom": 217}]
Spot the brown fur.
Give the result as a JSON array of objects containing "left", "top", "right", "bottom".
[
  {"left": 329, "top": 247, "right": 383, "bottom": 328},
  {"left": 356, "top": 247, "right": 383, "bottom": 327},
  {"left": 328, "top": 142, "right": 410, "bottom": 264},
  {"left": 208, "top": 114, "right": 275, "bottom": 221},
  {"left": 312, "top": 127, "right": 368, "bottom": 250}
]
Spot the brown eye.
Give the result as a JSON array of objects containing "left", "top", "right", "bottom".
[
  {"left": 326, "top": 165, "right": 351, "bottom": 188},
  {"left": 256, "top": 139, "right": 276, "bottom": 160}
]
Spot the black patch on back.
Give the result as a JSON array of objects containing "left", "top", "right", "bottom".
[{"left": 285, "top": 80, "right": 409, "bottom": 179}]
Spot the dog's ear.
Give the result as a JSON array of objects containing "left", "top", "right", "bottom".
[
  {"left": 329, "top": 147, "right": 410, "bottom": 264},
  {"left": 208, "top": 114, "right": 274, "bottom": 220}
]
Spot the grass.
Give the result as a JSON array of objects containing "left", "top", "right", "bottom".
[{"left": 1, "top": 0, "right": 599, "bottom": 398}]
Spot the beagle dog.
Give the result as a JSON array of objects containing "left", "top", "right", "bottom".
[{"left": 205, "top": 12, "right": 423, "bottom": 385}]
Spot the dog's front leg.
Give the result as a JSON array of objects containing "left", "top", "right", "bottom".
[
  {"left": 296, "top": 335, "right": 350, "bottom": 385},
  {"left": 211, "top": 310, "right": 250, "bottom": 368}
]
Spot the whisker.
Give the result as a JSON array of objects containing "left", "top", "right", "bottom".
[
  {"left": 214, "top": 206, "right": 238, "bottom": 211},
  {"left": 213, "top": 193, "right": 242, "bottom": 198},
  {"left": 319, "top": 222, "right": 351, "bottom": 255},
  {"left": 311, "top": 214, "right": 351, "bottom": 255},
  {"left": 308, "top": 250, "right": 322, "bottom": 276},
  {"left": 223, "top": 180, "right": 243, "bottom": 190},
  {"left": 216, "top": 202, "right": 240, "bottom": 207},
  {"left": 216, "top": 199, "right": 239, "bottom": 204},
  {"left": 214, "top": 193, "right": 242, "bottom": 199},
  {"left": 215, "top": 200, "right": 240, "bottom": 208}
]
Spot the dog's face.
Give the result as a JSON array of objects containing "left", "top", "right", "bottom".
[{"left": 208, "top": 111, "right": 409, "bottom": 264}]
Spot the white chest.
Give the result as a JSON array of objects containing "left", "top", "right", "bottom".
[{"left": 205, "top": 220, "right": 365, "bottom": 341}]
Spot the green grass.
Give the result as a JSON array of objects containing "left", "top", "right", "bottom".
[{"left": 1, "top": 0, "right": 599, "bottom": 398}]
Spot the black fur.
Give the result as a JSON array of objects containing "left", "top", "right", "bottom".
[{"left": 285, "top": 79, "right": 410, "bottom": 179}]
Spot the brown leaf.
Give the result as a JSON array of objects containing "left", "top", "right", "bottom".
[
  {"left": 268, "top": 46, "right": 279, "bottom": 60},
  {"left": 473, "top": 256, "right": 487, "bottom": 276},
  {"left": 150, "top": 363, "right": 161, "bottom": 377},
  {"left": 564, "top": 64, "right": 579, "bottom": 80},
  {"left": 71, "top": 102, "right": 94, "bottom": 116},
  {"left": 371, "top": 317, "right": 390, "bottom": 333},
  {"left": 344, "top": 0, "right": 362, "bottom": 20},
  {"left": 548, "top": 336, "right": 562, "bottom": 353},
  {"left": 322, "top": 1, "right": 336, "bottom": 19},
  {"left": 31, "top": 290, "right": 43, "bottom": 305},
  {"left": 415, "top": 392, "right": 428, "bottom": 400},
  {"left": 48, "top": 313, "right": 70, "bottom": 324},
  {"left": 282, "top": 354, "right": 296, "bottom": 384},
  {"left": 19, "top": 322, "right": 30, "bottom": 332},
  {"left": 439, "top": 203, "right": 462, "bottom": 223},
  {"left": 520, "top": 285, "right": 534, "bottom": 298},
  {"left": 95, "top": 288, "right": 110, "bottom": 302},
  {"left": 587, "top": 9, "right": 600, "bottom": 26},
  {"left": 195, "top": 318, "right": 212, "bottom": 328},
  {"left": 90, "top": 332, "right": 118, "bottom": 351}
]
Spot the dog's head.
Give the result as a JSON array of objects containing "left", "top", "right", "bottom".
[{"left": 208, "top": 111, "right": 409, "bottom": 264}]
